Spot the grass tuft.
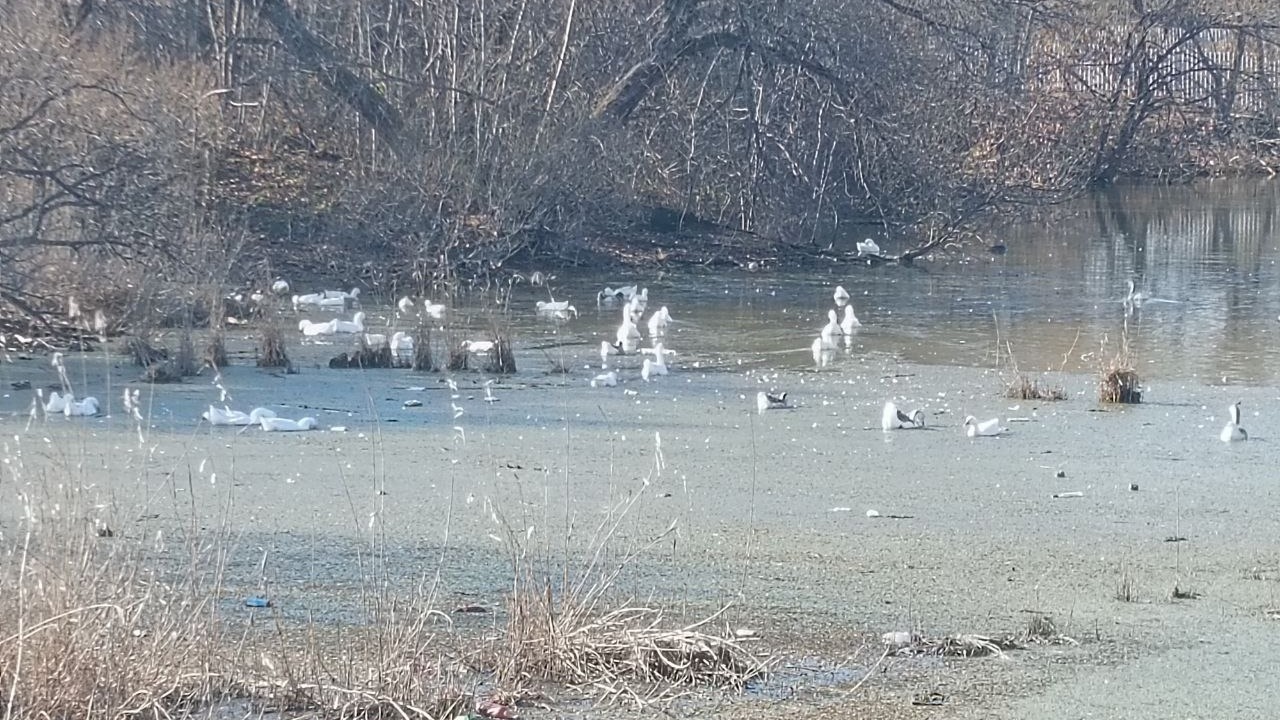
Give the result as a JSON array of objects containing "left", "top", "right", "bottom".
[
  {"left": 1098, "top": 333, "right": 1141, "bottom": 403},
  {"left": 257, "top": 321, "right": 290, "bottom": 369},
  {"left": 1005, "top": 373, "right": 1067, "bottom": 401}
]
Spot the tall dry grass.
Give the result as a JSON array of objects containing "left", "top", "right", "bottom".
[
  {"left": 492, "top": 434, "right": 766, "bottom": 699},
  {"left": 2, "top": 381, "right": 760, "bottom": 719}
]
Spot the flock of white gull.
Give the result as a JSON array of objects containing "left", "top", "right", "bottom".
[{"left": 35, "top": 277, "right": 1253, "bottom": 443}]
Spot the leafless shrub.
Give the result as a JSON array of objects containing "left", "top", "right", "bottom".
[
  {"left": 257, "top": 322, "right": 290, "bottom": 369},
  {"left": 204, "top": 333, "right": 228, "bottom": 369},
  {"left": 1005, "top": 373, "right": 1067, "bottom": 401},
  {"left": 413, "top": 318, "right": 436, "bottom": 372},
  {"left": 485, "top": 330, "right": 517, "bottom": 374},
  {"left": 446, "top": 341, "right": 468, "bottom": 372},
  {"left": 126, "top": 336, "right": 168, "bottom": 367},
  {"left": 1098, "top": 334, "right": 1141, "bottom": 404}
]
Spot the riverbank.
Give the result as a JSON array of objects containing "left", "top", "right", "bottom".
[{"left": 2, "top": 336, "right": 1277, "bottom": 718}]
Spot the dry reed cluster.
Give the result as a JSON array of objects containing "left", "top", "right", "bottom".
[{"left": 1098, "top": 334, "right": 1141, "bottom": 404}]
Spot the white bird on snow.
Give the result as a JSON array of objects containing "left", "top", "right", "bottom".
[
  {"left": 43, "top": 390, "right": 70, "bottom": 414},
  {"left": 640, "top": 342, "right": 674, "bottom": 360},
  {"left": 422, "top": 300, "right": 447, "bottom": 319},
  {"left": 63, "top": 396, "right": 99, "bottom": 417},
  {"left": 535, "top": 300, "right": 578, "bottom": 318},
  {"left": 260, "top": 415, "right": 318, "bottom": 432},
  {"left": 203, "top": 405, "right": 277, "bottom": 426},
  {"left": 647, "top": 306, "right": 671, "bottom": 338},
  {"left": 881, "top": 401, "right": 925, "bottom": 431},
  {"left": 840, "top": 304, "right": 861, "bottom": 334},
  {"left": 332, "top": 312, "right": 366, "bottom": 334},
  {"left": 600, "top": 340, "right": 621, "bottom": 366},
  {"left": 1220, "top": 401, "right": 1248, "bottom": 442},
  {"left": 856, "top": 238, "right": 882, "bottom": 256},
  {"left": 641, "top": 355, "right": 668, "bottom": 382},
  {"left": 757, "top": 391, "right": 789, "bottom": 414},
  {"left": 299, "top": 318, "right": 339, "bottom": 336},
  {"left": 820, "top": 309, "right": 843, "bottom": 346},
  {"left": 323, "top": 288, "right": 361, "bottom": 302},
  {"left": 616, "top": 316, "right": 642, "bottom": 353},
  {"left": 597, "top": 285, "right": 638, "bottom": 305},
  {"left": 964, "top": 415, "right": 1007, "bottom": 437},
  {"left": 590, "top": 370, "right": 618, "bottom": 388},
  {"left": 292, "top": 292, "right": 325, "bottom": 309},
  {"left": 627, "top": 288, "right": 649, "bottom": 315},
  {"left": 811, "top": 337, "right": 835, "bottom": 369},
  {"left": 833, "top": 285, "right": 850, "bottom": 308},
  {"left": 390, "top": 331, "right": 414, "bottom": 361}
]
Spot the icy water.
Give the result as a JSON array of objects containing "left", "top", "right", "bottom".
[{"left": 474, "top": 178, "right": 1280, "bottom": 385}]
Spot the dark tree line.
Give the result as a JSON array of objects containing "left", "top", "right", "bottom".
[{"left": 3, "top": 0, "right": 1280, "bottom": 322}]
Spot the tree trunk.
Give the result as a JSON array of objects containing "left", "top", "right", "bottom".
[{"left": 258, "top": 0, "right": 404, "bottom": 153}]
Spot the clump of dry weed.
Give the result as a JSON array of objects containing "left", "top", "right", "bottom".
[
  {"left": 486, "top": 330, "right": 517, "bottom": 374},
  {"left": 413, "top": 319, "right": 436, "bottom": 371},
  {"left": 1005, "top": 373, "right": 1066, "bottom": 401},
  {"left": 1098, "top": 334, "right": 1141, "bottom": 404},
  {"left": 492, "top": 439, "right": 764, "bottom": 694},
  {"left": 257, "top": 322, "right": 289, "bottom": 368}
]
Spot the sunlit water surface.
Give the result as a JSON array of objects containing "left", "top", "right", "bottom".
[{"left": 449, "top": 179, "right": 1280, "bottom": 385}]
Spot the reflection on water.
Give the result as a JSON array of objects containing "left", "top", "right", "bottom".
[{"left": 469, "top": 179, "right": 1280, "bottom": 384}]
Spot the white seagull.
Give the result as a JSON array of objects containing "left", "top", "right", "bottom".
[
  {"left": 535, "top": 300, "right": 578, "bottom": 318},
  {"left": 811, "top": 337, "right": 835, "bottom": 369},
  {"left": 299, "top": 318, "right": 339, "bottom": 336},
  {"left": 840, "top": 304, "right": 862, "bottom": 335},
  {"left": 64, "top": 396, "right": 100, "bottom": 417},
  {"left": 390, "top": 331, "right": 414, "bottom": 362},
  {"left": 292, "top": 293, "right": 325, "bottom": 309},
  {"left": 323, "top": 288, "right": 361, "bottom": 302},
  {"left": 856, "top": 238, "right": 882, "bottom": 256},
  {"left": 43, "top": 391, "right": 70, "bottom": 414},
  {"left": 616, "top": 316, "right": 642, "bottom": 353},
  {"left": 881, "top": 401, "right": 925, "bottom": 431},
  {"left": 590, "top": 371, "right": 618, "bottom": 388},
  {"left": 422, "top": 300, "right": 447, "bottom": 319},
  {"left": 597, "top": 285, "right": 638, "bottom": 305},
  {"left": 641, "top": 356, "right": 668, "bottom": 382},
  {"left": 757, "top": 391, "right": 789, "bottom": 414},
  {"left": 820, "top": 309, "right": 843, "bottom": 346},
  {"left": 203, "top": 406, "right": 277, "bottom": 426},
  {"left": 964, "top": 415, "right": 1007, "bottom": 437},
  {"left": 1220, "top": 401, "right": 1248, "bottom": 442},
  {"left": 833, "top": 285, "right": 850, "bottom": 307},
  {"left": 647, "top": 306, "right": 671, "bottom": 338},
  {"left": 260, "top": 416, "right": 318, "bottom": 432},
  {"left": 332, "top": 312, "right": 366, "bottom": 334}
]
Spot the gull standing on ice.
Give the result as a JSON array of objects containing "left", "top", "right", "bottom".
[{"left": 1220, "top": 401, "right": 1248, "bottom": 442}]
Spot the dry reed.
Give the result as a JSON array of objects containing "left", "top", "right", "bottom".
[
  {"left": 412, "top": 319, "right": 435, "bottom": 371},
  {"left": 257, "top": 322, "right": 289, "bottom": 369},
  {"left": 1005, "top": 373, "right": 1067, "bottom": 401},
  {"left": 486, "top": 331, "right": 517, "bottom": 374},
  {"left": 1097, "top": 331, "right": 1141, "bottom": 403}
]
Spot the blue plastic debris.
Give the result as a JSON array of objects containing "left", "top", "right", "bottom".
[{"left": 244, "top": 596, "right": 271, "bottom": 608}]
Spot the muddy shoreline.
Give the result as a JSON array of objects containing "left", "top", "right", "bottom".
[{"left": 1, "top": 331, "right": 1277, "bottom": 718}]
